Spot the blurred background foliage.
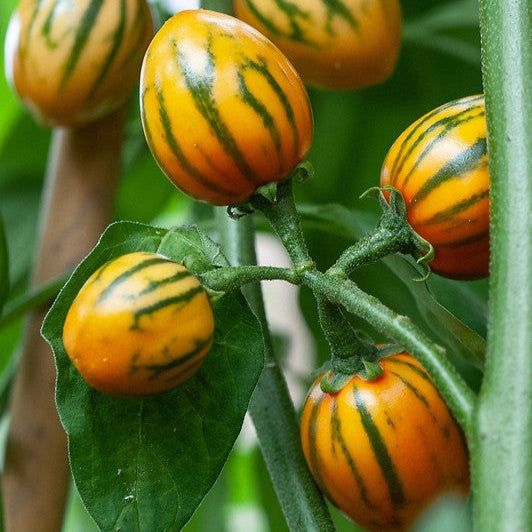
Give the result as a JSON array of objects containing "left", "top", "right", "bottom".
[{"left": 0, "top": 0, "right": 485, "bottom": 530}]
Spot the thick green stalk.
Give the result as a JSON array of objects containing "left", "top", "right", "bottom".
[
  {"left": 215, "top": 209, "right": 336, "bottom": 532},
  {"left": 473, "top": 1, "right": 532, "bottom": 530}
]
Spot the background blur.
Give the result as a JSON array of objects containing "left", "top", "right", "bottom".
[{"left": 0, "top": 0, "right": 486, "bottom": 530}]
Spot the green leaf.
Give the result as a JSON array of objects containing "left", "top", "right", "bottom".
[
  {"left": 405, "top": 0, "right": 479, "bottom": 32},
  {"left": 300, "top": 203, "right": 486, "bottom": 368},
  {"left": 41, "top": 221, "right": 264, "bottom": 532},
  {"left": 383, "top": 256, "right": 485, "bottom": 368},
  {"left": 403, "top": 0, "right": 481, "bottom": 65},
  {"left": 0, "top": 274, "right": 68, "bottom": 332},
  {"left": 0, "top": 213, "right": 8, "bottom": 312},
  {"left": 200, "top": 0, "right": 234, "bottom": 15},
  {"left": 0, "top": 174, "right": 42, "bottom": 287}
]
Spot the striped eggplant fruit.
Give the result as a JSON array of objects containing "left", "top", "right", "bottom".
[
  {"left": 380, "top": 95, "right": 489, "bottom": 280},
  {"left": 140, "top": 9, "right": 313, "bottom": 206},
  {"left": 233, "top": 0, "right": 402, "bottom": 89},
  {"left": 300, "top": 351, "right": 470, "bottom": 532},
  {"left": 5, "top": 0, "right": 153, "bottom": 127},
  {"left": 63, "top": 252, "right": 215, "bottom": 397}
]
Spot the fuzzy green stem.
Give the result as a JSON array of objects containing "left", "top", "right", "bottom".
[
  {"left": 473, "top": 1, "right": 532, "bottom": 530},
  {"left": 255, "top": 179, "right": 380, "bottom": 375},
  {"left": 252, "top": 181, "right": 474, "bottom": 433},
  {"left": 329, "top": 223, "right": 415, "bottom": 277},
  {"left": 198, "top": 260, "right": 403, "bottom": 382},
  {"left": 201, "top": 265, "right": 297, "bottom": 293},
  {"left": 329, "top": 188, "right": 432, "bottom": 277},
  {"left": 316, "top": 293, "right": 381, "bottom": 393},
  {"left": 215, "top": 209, "right": 336, "bottom": 532},
  {"left": 303, "top": 269, "right": 475, "bottom": 435},
  {"left": 315, "top": 295, "right": 376, "bottom": 371},
  {"left": 251, "top": 179, "right": 314, "bottom": 271}
]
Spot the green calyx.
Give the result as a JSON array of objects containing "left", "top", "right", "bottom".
[
  {"left": 319, "top": 358, "right": 384, "bottom": 394},
  {"left": 319, "top": 343, "right": 406, "bottom": 393},
  {"left": 359, "top": 360, "right": 384, "bottom": 381},
  {"left": 320, "top": 369, "right": 353, "bottom": 394},
  {"left": 318, "top": 342, "right": 384, "bottom": 394},
  {"left": 227, "top": 162, "right": 315, "bottom": 219},
  {"left": 375, "top": 185, "right": 434, "bottom": 269}
]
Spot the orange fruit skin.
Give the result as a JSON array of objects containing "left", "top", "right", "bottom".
[
  {"left": 301, "top": 352, "right": 470, "bottom": 532},
  {"left": 140, "top": 9, "right": 313, "bottom": 206},
  {"left": 380, "top": 95, "right": 489, "bottom": 280},
  {"left": 234, "top": 0, "right": 402, "bottom": 90},
  {"left": 63, "top": 252, "right": 214, "bottom": 397},
  {"left": 5, "top": 0, "right": 153, "bottom": 127}
]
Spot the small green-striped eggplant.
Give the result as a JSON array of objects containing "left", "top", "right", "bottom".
[
  {"left": 234, "top": 0, "right": 402, "bottom": 90},
  {"left": 63, "top": 252, "right": 214, "bottom": 397},
  {"left": 140, "top": 9, "right": 313, "bottom": 206},
  {"left": 380, "top": 95, "right": 489, "bottom": 280},
  {"left": 5, "top": 0, "right": 153, "bottom": 127},
  {"left": 300, "top": 350, "right": 470, "bottom": 532}
]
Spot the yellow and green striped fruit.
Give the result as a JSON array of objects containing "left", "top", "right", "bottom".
[
  {"left": 300, "top": 351, "right": 470, "bottom": 532},
  {"left": 63, "top": 252, "right": 214, "bottom": 397},
  {"left": 140, "top": 9, "right": 313, "bottom": 206},
  {"left": 5, "top": 0, "right": 153, "bottom": 127},
  {"left": 380, "top": 95, "right": 489, "bottom": 280},
  {"left": 234, "top": 0, "right": 402, "bottom": 90}
]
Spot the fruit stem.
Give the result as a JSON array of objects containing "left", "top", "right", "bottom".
[
  {"left": 328, "top": 187, "right": 433, "bottom": 278},
  {"left": 302, "top": 269, "right": 476, "bottom": 436},
  {"left": 251, "top": 177, "right": 315, "bottom": 272},
  {"left": 253, "top": 176, "right": 380, "bottom": 381},
  {"left": 316, "top": 294, "right": 377, "bottom": 371},
  {"left": 215, "top": 209, "right": 337, "bottom": 532},
  {"left": 201, "top": 265, "right": 297, "bottom": 293}
]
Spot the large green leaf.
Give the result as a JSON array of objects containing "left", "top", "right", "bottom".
[
  {"left": 0, "top": 213, "right": 8, "bottom": 312},
  {"left": 42, "top": 221, "right": 264, "bottom": 532},
  {"left": 300, "top": 203, "right": 486, "bottom": 369}
]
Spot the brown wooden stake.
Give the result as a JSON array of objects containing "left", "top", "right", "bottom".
[{"left": 2, "top": 107, "right": 127, "bottom": 532}]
